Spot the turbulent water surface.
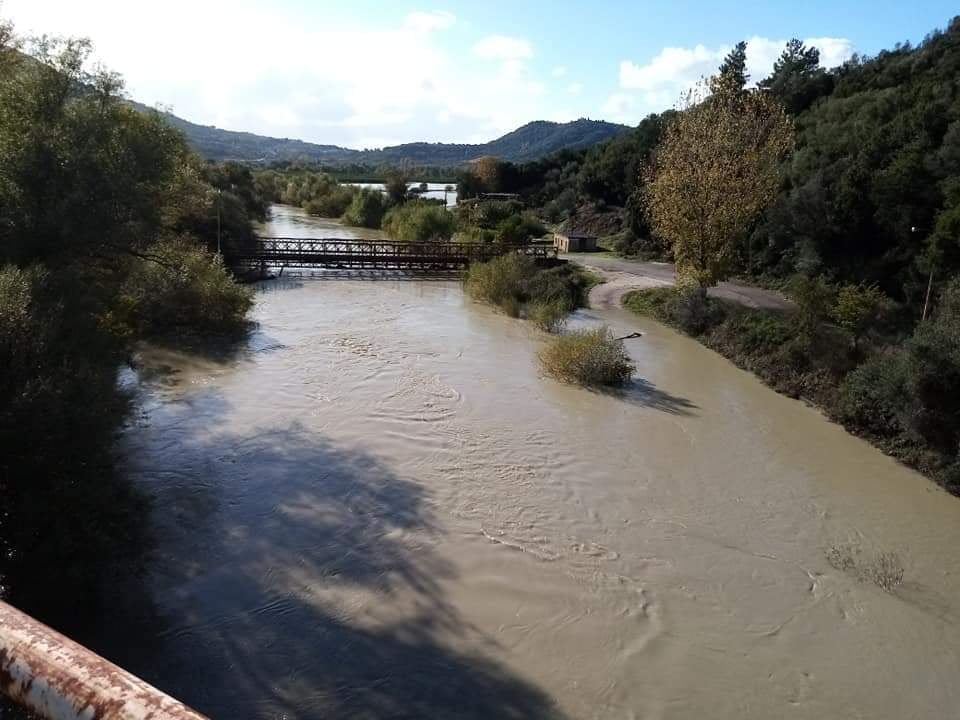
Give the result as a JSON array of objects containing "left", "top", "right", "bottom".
[{"left": 93, "top": 207, "right": 960, "bottom": 718}]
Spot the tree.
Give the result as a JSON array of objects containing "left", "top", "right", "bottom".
[
  {"left": 758, "top": 39, "right": 832, "bottom": 115},
  {"left": 716, "top": 41, "right": 749, "bottom": 92},
  {"left": 833, "top": 282, "right": 886, "bottom": 350},
  {"left": 644, "top": 78, "right": 794, "bottom": 291},
  {"left": 383, "top": 168, "right": 410, "bottom": 205}
]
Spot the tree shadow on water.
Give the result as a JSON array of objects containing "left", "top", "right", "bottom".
[
  {"left": 622, "top": 378, "right": 698, "bottom": 416},
  {"left": 580, "top": 378, "right": 698, "bottom": 416},
  {"left": 94, "top": 423, "right": 565, "bottom": 720}
]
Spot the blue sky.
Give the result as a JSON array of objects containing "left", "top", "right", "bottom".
[{"left": 4, "top": 1, "right": 957, "bottom": 148}]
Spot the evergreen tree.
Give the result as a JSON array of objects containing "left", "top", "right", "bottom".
[
  {"left": 758, "top": 39, "right": 832, "bottom": 114},
  {"left": 716, "top": 41, "right": 749, "bottom": 91}
]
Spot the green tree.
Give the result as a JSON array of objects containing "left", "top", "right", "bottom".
[
  {"left": 341, "top": 187, "right": 388, "bottom": 229},
  {"left": 715, "top": 40, "right": 749, "bottom": 92},
  {"left": 833, "top": 282, "right": 886, "bottom": 350},
  {"left": 644, "top": 78, "right": 794, "bottom": 291},
  {"left": 758, "top": 39, "right": 832, "bottom": 115},
  {"left": 384, "top": 168, "right": 410, "bottom": 205}
]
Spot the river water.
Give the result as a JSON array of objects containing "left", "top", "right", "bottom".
[{"left": 94, "top": 206, "right": 960, "bottom": 718}]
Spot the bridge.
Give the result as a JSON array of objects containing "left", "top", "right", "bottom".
[{"left": 233, "top": 237, "right": 558, "bottom": 272}]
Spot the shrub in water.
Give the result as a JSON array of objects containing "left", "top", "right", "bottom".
[
  {"left": 539, "top": 326, "right": 635, "bottom": 386},
  {"left": 528, "top": 299, "right": 569, "bottom": 332},
  {"left": 341, "top": 187, "right": 388, "bottom": 229},
  {"left": 117, "top": 238, "right": 254, "bottom": 335},
  {"left": 383, "top": 200, "right": 455, "bottom": 242}
]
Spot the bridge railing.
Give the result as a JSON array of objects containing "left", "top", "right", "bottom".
[
  {"left": 0, "top": 600, "right": 206, "bottom": 720},
  {"left": 234, "top": 237, "right": 557, "bottom": 269}
]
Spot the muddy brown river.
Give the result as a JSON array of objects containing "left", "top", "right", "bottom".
[{"left": 94, "top": 206, "right": 960, "bottom": 718}]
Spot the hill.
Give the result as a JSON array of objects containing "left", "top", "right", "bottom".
[{"left": 135, "top": 106, "right": 629, "bottom": 166}]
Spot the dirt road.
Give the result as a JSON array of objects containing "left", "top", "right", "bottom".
[{"left": 564, "top": 254, "right": 793, "bottom": 311}]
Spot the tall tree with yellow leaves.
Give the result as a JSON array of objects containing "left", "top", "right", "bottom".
[{"left": 644, "top": 76, "right": 794, "bottom": 293}]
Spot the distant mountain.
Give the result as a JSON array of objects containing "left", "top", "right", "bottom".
[{"left": 133, "top": 105, "right": 629, "bottom": 166}]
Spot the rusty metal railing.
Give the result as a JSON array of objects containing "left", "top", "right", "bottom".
[{"left": 0, "top": 601, "right": 206, "bottom": 720}]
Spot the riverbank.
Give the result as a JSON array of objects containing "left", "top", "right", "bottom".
[{"left": 620, "top": 282, "right": 960, "bottom": 494}]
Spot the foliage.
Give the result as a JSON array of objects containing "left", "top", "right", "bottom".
[
  {"left": 304, "top": 185, "right": 356, "bottom": 218},
  {"left": 833, "top": 282, "right": 887, "bottom": 347},
  {"left": 341, "top": 187, "right": 389, "bottom": 229},
  {"left": 0, "top": 264, "right": 148, "bottom": 616},
  {"left": 465, "top": 253, "right": 538, "bottom": 316},
  {"left": 114, "top": 239, "right": 254, "bottom": 336},
  {"left": 465, "top": 254, "right": 592, "bottom": 325},
  {"left": 749, "top": 21, "right": 960, "bottom": 298},
  {"left": 644, "top": 78, "right": 794, "bottom": 289},
  {"left": 0, "top": 21, "right": 258, "bottom": 613},
  {"left": 494, "top": 214, "right": 546, "bottom": 244},
  {"left": 538, "top": 327, "right": 635, "bottom": 386},
  {"left": 528, "top": 299, "right": 569, "bottom": 332},
  {"left": 757, "top": 39, "right": 834, "bottom": 115},
  {"left": 790, "top": 274, "right": 836, "bottom": 340},
  {"left": 716, "top": 40, "right": 749, "bottom": 91},
  {"left": 384, "top": 168, "right": 411, "bottom": 205},
  {"left": 382, "top": 200, "right": 455, "bottom": 242}
]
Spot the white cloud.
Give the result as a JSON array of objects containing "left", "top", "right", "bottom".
[
  {"left": 806, "top": 37, "right": 856, "bottom": 69},
  {"left": 472, "top": 35, "right": 533, "bottom": 60},
  {"left": 601, "top": 93, "right": 636, "bottom": 123},
  {"left": 1, "top": 1, "right": 558, "bottom": 148},
  {"left": 403, "top": 10, "right": 456, "bottom": 33},
  {"left": 552, "top": 65, "right": 568, "bottom": 78},
  {"left": 615, "top": 35, "right": 855, "bottom": 124},
  {"left": 567, "top": 82, "right": 583, "bottom": 96},
  {"left": 620, "top": 44, "right": 717, "bottom": 92}
]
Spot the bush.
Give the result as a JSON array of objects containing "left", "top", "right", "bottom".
[
  {"left": 304, "top": 185, "right": 356, "bottom": 218},
  {"left": 0, "top": 265, "right": 147, "bottom": 615},
  {"left": 341, "top": 187, "right": 388, "bottom": 229},
  {"left": 383, "top": 200, "right": 455, "bottom": 242},
  {"left": 464, "top": 253, "right": 536, "bottom": 316},
  {"left": 622, "top": 288, "right": 675, "bottom": 321},
  {"left": 668, "top": 287, "right": 727, "bottom": 335},
  {"left": 465, "top": 254, "right": 591, "bottom": 324},
  {"left": 494, "top": 213, "right": 546, "bottom": 244},
  {"left": 539, "top": 326, "right": 635, "bottom": 386},
  {"left": 726, "top": 312, "right": 794, "bottom": 356},
  {"left": 528, "top": 299, "right": 569, "bottom": 332},
  {"left": 836, "top": 349, "right": 908, "bottom": 437},
  {"left": 115, "top": 239, "right": 254, "bottom": 336}
]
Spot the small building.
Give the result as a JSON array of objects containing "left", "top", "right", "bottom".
[{"left": 553, "top": 231, "right": 597, "bottom": 253}]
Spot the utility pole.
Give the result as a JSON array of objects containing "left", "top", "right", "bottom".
[
  {"left": 216, "top": 188, "right": 222, "bottom": 256},
  {"left": 913, "top": 226, "right": 934, "bottom": 321}
]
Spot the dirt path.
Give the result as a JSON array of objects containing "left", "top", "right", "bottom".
[{"left": 565, "top": 254, "right": 793, "bottom": 311}]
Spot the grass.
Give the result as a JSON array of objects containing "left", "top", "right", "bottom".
[{"left": 538, "top": 326, "right": 635, "bottom": 386}]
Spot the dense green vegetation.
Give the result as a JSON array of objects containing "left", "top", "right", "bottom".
[
  {"left": 538, "top": 327, "right": 635, "bottom": 387},
  {"left": 257, "top": 165, "right": 549, "bottom": 245},
  {"left": 0, "top": 24, "right": 258, "bottom": 616},
  {"left": 464, "top": 254, "right": 595, "bottom": 330},
  {"left": 382, "top": 201, "right": 456, "bottom": 242}
]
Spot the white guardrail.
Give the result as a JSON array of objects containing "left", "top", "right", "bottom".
[{"left": 0, "top": 601, "right": 206, "bottom": 720}]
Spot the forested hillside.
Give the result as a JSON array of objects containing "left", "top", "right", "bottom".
[{"left": 144, "top": 108, "right": 629, "bottom": 166}]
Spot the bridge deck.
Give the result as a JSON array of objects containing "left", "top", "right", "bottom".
[{"left": 234, "top": 237, "right": 558, "bottom": 271}]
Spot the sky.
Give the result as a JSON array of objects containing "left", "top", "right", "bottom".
[{"left": 2, "top": 0, "right": 957, "bottom": 149}]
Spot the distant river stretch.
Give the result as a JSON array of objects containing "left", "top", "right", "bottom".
[{"left": 90, "top": 205, "right": 960, "bottom": 718}]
